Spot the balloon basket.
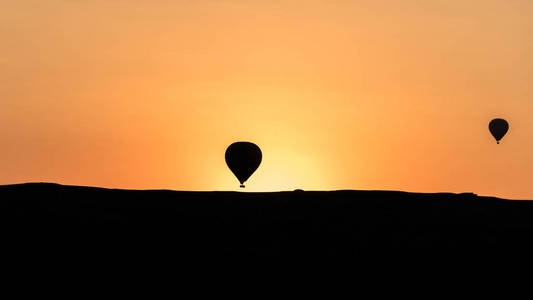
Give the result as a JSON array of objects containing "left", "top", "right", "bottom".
[{"left": 240, "top": 185, "right": 245, "bottom": 188}]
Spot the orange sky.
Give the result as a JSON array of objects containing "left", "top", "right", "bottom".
[{"left": 1, "top": 0, "right": 532, "bottom": 198}]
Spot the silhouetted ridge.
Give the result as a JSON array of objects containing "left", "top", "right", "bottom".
[{"left": 2, "top": 183, "right": 533, "bottom": 259}]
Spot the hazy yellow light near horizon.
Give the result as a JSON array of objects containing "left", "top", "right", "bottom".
[{"left": 1, "top": 1, "right": 532, "bottom": 198}]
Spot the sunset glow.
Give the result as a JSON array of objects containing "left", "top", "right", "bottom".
[{"left": 1, "top": 1, "right": 532, "bottom": 198}]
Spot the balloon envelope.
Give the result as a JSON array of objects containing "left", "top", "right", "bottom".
[
  {"left": 489, "top": 118, "right": 509, "bottom": 144},
  {"left": 225, "top": 142, "right": 262, "bottom": 188}
]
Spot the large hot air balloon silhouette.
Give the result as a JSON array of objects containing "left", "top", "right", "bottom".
[
  {"left": 225, "top": 142, "right": 262, "bottom": 188},
  {"left": 489, "top": 118, "right": 509, "bottom": 144}
]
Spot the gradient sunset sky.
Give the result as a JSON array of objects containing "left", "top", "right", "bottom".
[{"left": 1, "top": 0, "right": 532, "bottom": 198}]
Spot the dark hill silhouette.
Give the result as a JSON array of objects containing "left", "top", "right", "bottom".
[{"left": 2, "top": 183, "right": 533, "bottom": 259}]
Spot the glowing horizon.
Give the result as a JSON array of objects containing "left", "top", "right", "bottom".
[{"left": 1, "top": 1, "right": 532, "bottom": 199}]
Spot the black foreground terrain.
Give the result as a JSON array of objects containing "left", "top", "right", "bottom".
[{"left": 2, "top": 183, "right": 533, "bottom": 259}]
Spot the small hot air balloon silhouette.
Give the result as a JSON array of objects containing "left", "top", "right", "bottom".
[
  {"left": 225, "top": 142, "right": 262, "bottom": 188},
  {"left": 489, "top": 118, "right": 509, "bottom": 144}
]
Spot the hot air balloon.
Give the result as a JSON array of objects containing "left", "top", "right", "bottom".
[
  {"left": 225, "top": 142, "right": 262, "bottom": 188},
  {"left": 489, "top": 118, "right": 509, "bottom": 144}
]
